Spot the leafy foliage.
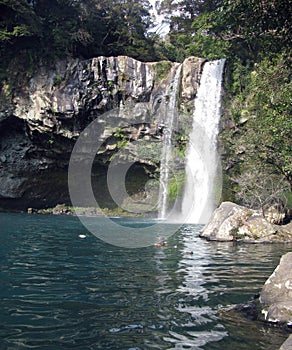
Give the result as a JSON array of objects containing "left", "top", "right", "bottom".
[
  {"left": 221, "top": 53, "right": 292, "bottom": 210},
  {"left": 153, "top": 61, "right": 172, "bottom": 81},
  {"left": 0, "top": 0, "right": 41, "bottom": 41},
  {"left": 0, "top": 0, "right": 291, "bottom": 212},
  {"left": 0, "top": 0, "right": 157, "bottom": 73},
  {"left": 167, "top": 171, "right": 185, "bottom": 206},
  {"left": 229, "top": 55, "right": 291, "bottom": 183}
]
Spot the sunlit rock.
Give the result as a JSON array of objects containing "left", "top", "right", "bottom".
[
  {"left": 260, "top": 252, "right": 292, "bottom": 325},
  {"left": 0, "top": 56, "right": 204, "bottom": 210},
  {"left": 200, "top": 201, "right": 292, "bottom": 243},
  {"left": 199, "top": 201, "right": 253, "bottom": 241}
]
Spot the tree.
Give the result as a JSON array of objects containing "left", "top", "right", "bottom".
[
  {"left": 96, "top": 0, "right": 156, "bottom": 61},
  {"left": 0, "top": 0, "right": 41, "bottom": 45},
  {"left": 233, "top": 168, "right": 289, "bottom": 219},
  {"left": 221, "top": 53, "right": 292, "bottom": 211},
  {"left": 0, "top": 0, "right": 157, "bottom": 67},
  {"left": 31, "top": 0, "right": 95, "bottom": 57},
  {"left": 238, "top": 55, "right": 291, "bottom": 188},
  {"left": 213, "top": 0, "right": 292, "bottom": 59},
  {"left": 157, "top": 0, "right": 225, "bottom": 61}
]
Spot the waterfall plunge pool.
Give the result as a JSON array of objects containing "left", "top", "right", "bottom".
[{"left": 0, "top": 212, "right": 291, "bottom": 349}]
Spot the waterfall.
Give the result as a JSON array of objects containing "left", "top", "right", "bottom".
[
  {"left": 158, "top": 64, "right": 182, "bottom": 219},
  {"left": 181, "top": 59, "right": 225, "bottom": 224}
]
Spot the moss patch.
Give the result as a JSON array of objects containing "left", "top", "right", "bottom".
[{"left": 153, "top": 61, "right": 172, "bottom": 82}]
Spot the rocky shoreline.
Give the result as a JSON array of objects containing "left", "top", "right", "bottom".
[
  {"left": 25, "top": 201, "right": 292, "bottom": 243},
  {"left": 235, "top": 252, "right": 292, "bottom": 349},
  {"left": 200, "top": 202, "right": 292, "bottom": 349},
  {"left": 200, "top": 202, "right": 292, "bottom": 243},
  {"left": 26, "top": 203, "right": 146, "bottom": 217}
]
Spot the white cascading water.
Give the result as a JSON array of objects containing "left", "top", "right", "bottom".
[
  {"left": 158, "top": 64, "right": 182, "bottom": 219},
  {"left": 181, "top": 59, "right": 225, "bottom": 224}
]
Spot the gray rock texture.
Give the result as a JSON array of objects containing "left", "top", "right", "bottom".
[
  {"left": 260, "top": 252, "right": 292, "bottom": 325},
  {"left": 199, "top": 201, "right": 253, "bottom": 241},
  {"left": 279, "top": 335, "right": 292, "bottom": 350},
  {"left": 200, "top": 202, "right": 292, "bottom": 242},
  {"left": 0, "top": 56, "right": 205, "bottom": 210}
]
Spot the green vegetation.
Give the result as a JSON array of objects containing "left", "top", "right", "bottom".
[
  {"left": 53, "top": 75, "right": 63, "bottom": 87},
  {"left": 1, "top": 0, "right": 291, "bottom": 214},
  {"left": 174, "top": 132, "right": 188, "bottom": 159},
  {"left": 167, "top": 171, "right": 185, "bottom": 206},
  {"left": 0, "top": 0, "right": 158, "bottom": 83},
  {"left": 153, "top": 61, "right": 172, "bottom": 81},
  {"left": 28, "top": 205, "right": 143, "bottom": 217},
  {"left": 113, "top": 128, "right": 129, "bottom": 149},
  {"left": 220, "top": 52, "right": 291, "bottom": 212},
  {"left": 230, "top": 227, "right": 242, "bottom": 240},
  {"left": 135, "top": 141, "right": 161, "bottom": 166}
]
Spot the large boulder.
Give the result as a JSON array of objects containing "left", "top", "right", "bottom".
[
  {"left": 260, "top": 252, "right": 292, "bottom": 325},
  {"left": 200, "top": 202, "right": 292, "bottom": 243},
  {"left": 199, "top": 201, "right": 253, "bottom": 241},
  {"left": 237, "top": 216, "right": 292, "bottom": 242}
]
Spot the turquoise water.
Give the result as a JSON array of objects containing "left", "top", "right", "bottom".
[{"left": 0, "top": 213, "right": 291, "bottom": 350}]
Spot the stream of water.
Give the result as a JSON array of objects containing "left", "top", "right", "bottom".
[
  {"left": 158, "top": 64, "right": 182, "bottom": 220},
  {"left": 182, "top": 60, "right": 225, "bottom": 224},
  {"left": 1, "top": 213, "right": 291, "bottom": 349}
]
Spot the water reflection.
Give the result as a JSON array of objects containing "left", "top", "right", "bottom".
[
  {"left": 0, "top": 213, "right": 291, "bottom": 350},
  {"left": 167, "top": 225, "right": 227, "bottom": 349}
]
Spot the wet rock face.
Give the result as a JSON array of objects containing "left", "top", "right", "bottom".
[
  {"left": 260, "top": 252, "right": 292, "bottom": 325},
  {"left": 0, "top": 56, "right": 204, "bottom": 210},
  {"left": 13, "top": 57, "right": 157, "bottom": 137},
  {"left": 0, "top": 116, "right": 73, "bottom": 209}
]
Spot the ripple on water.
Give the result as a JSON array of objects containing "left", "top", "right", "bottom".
[{"left": 0, "top": 213, "right": 291, "bottom": 349}]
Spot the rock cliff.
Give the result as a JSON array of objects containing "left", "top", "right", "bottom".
[{"left": 0, "top": 56, "right": 204, "bottom": 210}]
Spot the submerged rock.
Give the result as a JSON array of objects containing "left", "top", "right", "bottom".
[
  {"left": 200, "top": 202, "right": 292, "bottom": 243},
  {"left": 260, "top": 252, "right": 292, "bottom": 325}
]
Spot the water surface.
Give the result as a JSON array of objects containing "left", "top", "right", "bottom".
[{"left": 0, "top": 213, "right": 291, "bottom": 349}]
